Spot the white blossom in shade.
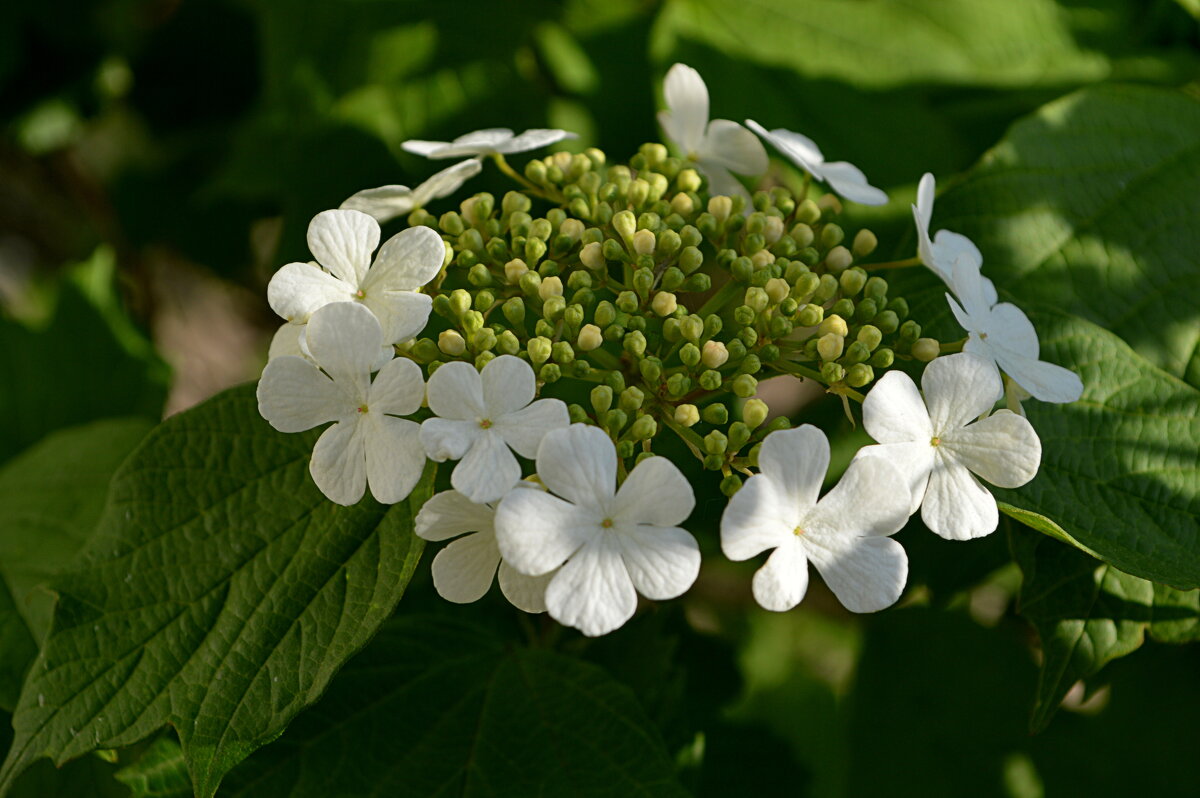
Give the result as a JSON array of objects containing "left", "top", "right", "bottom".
[
  {"left": 266, "top": 209, "right": 444, "bottom": 345},
  {"left": 494, "top": 424, "right": 700, "bottom": 637},
  {"left": 402, "top": 128, "right": 577, "bottom": 160},
  {"left": 415, "top": 486, "right": 552, "bottom": 613},
  {"left": 657, "top": 63, "right": 768, "bottom": 198},
  {"left": 257, "top": 302, "right": 427, "bottom": 506},
  {"left": 745, "top": 119, "right": 887, "bottom": 206},
  {"left": 912, "top": 172, "right": 990, "bottom": 294},
  {"left": 860, "top": 352, "right": 1043, "bottom": 541},
  {"left": 267, "top": 320, "right": 393, "bottom": 371},
  {"left": 720, "top": 425, "right": 910, "bottom": 613},
  {"left": 420, "top": 355, "right": 569, "bottom": 504},
  {"left": 339, "top": 158, "right": 483, "bottom": 224},
  {"left": 946, "top": 253, "right": 1084, "bottom": 404}
]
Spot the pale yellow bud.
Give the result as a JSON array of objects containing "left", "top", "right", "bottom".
[
  {"left": 818, "top": 314, "right": 849, "bottom": 337},
  {"left": 651, "top": 291, "right": 678, "bottom": 317},
  {"left": 708, "top": 195, "right": 732, "bottom": 224},
  {"left": 765, "top": 277, "right": 790, "bottom": 305},
  {"left": 818, "top": 333, "right": 845, "bottom": 361},
  {"left": 702, "top": 340, "right": 729, "bottom": 368},
  {"left": 751, "top": 249, "right": 776, "bottom": 269},
  {"left": 674, "top": 404, "right": 700, "bottom": 427},
  {"left": 633, "top": 229, "right": 657, "bottom": 256},
  {"left": 670, "top": 192, "right": 695, "bottom": 217},
  {"left": 580, "top": 241, "right": 605, "bottom": 271},
  {"left": 504, "top": 258, "right": 528, "bottom": 284},
  {"left": 817, "top": 194, "right": 843, "bottom": 215},
  {"left": 912, "top": 338, "right": 940, "bottom": 362},
  {"left": 438, "top": 329, "right": 466, "bottom": 356},
  {"left": 677, "top": 169, "right": 702, "bottom": 192},
  {"left": 824, "top": 245, "right": 853, "bottom": 272},
  {"left": 538, "top": 276, "right": 564, "bottom": 300},
  {"left": 577, "top": 324, "right": 603, "bottom": 352},
  {"left": 559, "top": 218, "right": 584, "bottom": 242},
  {"left": 762, "top": 216, "right": 785, "bottom": 245}
]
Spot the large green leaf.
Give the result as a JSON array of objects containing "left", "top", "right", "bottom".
[
  {"left": 0, "top": 384, "right": 431, "bottom": 798},
  {"left": 0, "top": 418, "right": 153, "bottom": 712},
  {"left": 1011, "top": 527, "right": 1200, "bottom": 731},
  {"left": 220, "top": 615, "right": 691, "bottom": 797},
  {"left": 935, "top": 84, "right": 1200, "bottom": 382},
  {"left": 991, "top": 311, "right": 1200, "bottom": 589}
]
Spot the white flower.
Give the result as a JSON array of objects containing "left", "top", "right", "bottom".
[
  {"left": 402, "top": 128, "right": 577, "bottom": 160},
  {"left": 420, "top": 355, "right": 569, "bottom": 504},
  {"left": 860, "top": 351, "right": 1042, "bottom": 540},
  {"left": 257, "top": 302, "right": 427, "bottom": 506},
  {"left": 946, "top": 253, "right": 1084, "bottom": 404},
  {"left": 745, "top": 119, "right": 887, "bottom": 206},
  {"left": 267, "top": 209, "right": 445, "bottom": 345},
  {"left": 912, "top": 172, "right": 989, "bottom": 292},
  {"left": 339, "top": 158, "right": 483, "bottom": 224},
  {"left": 415, "top": 486, "right": 552, "bottom": 613},
  {"left": 720, "top": 425, "right": 910, "bottom": 613},
  {"left": 494, "top": 424, "right": 700, "bottom": 637},
  {"left": 267, "top": 320, "right": 393, "bottom": 370},
  {"left": 658, "top": 63, "right": 768, "bottom": 198}
]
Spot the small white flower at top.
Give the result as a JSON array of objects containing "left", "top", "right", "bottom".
[
  {"left": 745, "top": 119, "right": 887, "bottom": 206},
  {"left": 257, "top": 302, "right": 427, "bottom": 506},
  {"left": 912, "top": 172, "right": 987, "bottom": 292},
  {"left": 494, "top": 424, "right": 701, "bottom": 637},
  {"left": 340, "top": 158, "right": 483, "bottom": 224},
  {"left": 860, "top": 351, "right": 1042, "bottom": 540},
  {"left": 658, "top": 63, "right": 768, "bottom": 199},
  {"left": 415, "top": 485, "right": 553, "bottom": 613},
  {"left": 420, "top": 355, "right": 569, "bottom": 504},
  {"left": 402, "top": 128, "right": 577, "bottom": 160},
  {"left": 721, "top": 425, "right": 910, "bottom": 613},
  {"left": 267, "top": 209, "right": 445, "bottom": 350}
]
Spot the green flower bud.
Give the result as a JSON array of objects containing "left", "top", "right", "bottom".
[
  {"left": 733, "top": 305, "right": 756, "bottom": 327},
  {"left": 673, "top": 248, "right": 703, "bottom": 278},
  {"left": 899, "top": 319, "right": 921, "bottom": 342},
  {"left": 839, "top": 266, "right": 867, "bottom": 297},
  {"left": 669, "top": 340, "right": 698, "bottom": 367},
  {"left": 739, "top": 326, "right": 758, "bottom": 347},
  {"left": 578, "top": 242, "right": 604, "bottom": 272},
  {"left": 912, "top": 338, "right": 940, "bottom": 362},
  {"left": 798, "top": 246, "right": 820, "bottom": 267},
  {"left": 666, "top": 373, "right": 692, "bottom": 398},
  {"left": 629, "top": 414, "right": 658, "bottom": 441},
  {"left": 765, "top": 277, "right": 790, "bottom": 305},
  {"left": 887, "top": 297, "right": 910, "bottom": 321},
  {"left": 785, "top": 260, "right": 810, "bottom": 283},
  {"left": 812, "top": 273, "right": 839, "bottom": 304},
  {"left": 594, "top": 300, "right": 617, "bottom": 328},
  {"left": 698, "top": 314, "right": 719, "bottom": 339},
  {"left": 825, "top": 246, "right": 854, "bottom": 274},
  {"left": 461, "top": 310, "right": 484, "bottom": 333},
  {"left": 744, "top": 287, "right": 770, "bottom": 313},
  {"left": 438, "top": 329, "right": 466, "bottom": 356},
  {"left": 590, "top": 385, "right": 614, "bottom": 416},
  {"left": 728, "top": 421, "right": 752, "bottom": 451},
  {"left": 639, "top": 357, "right": 663, "bottom": 383},
  {"left": 738, "top": 353, "right": 761, "bottom": 375},
  {"left": 683, "top": 273, "right": 712, "bottom": 293},
  {"left": 471, "top": 327, "right": 498, "bottom": 353},
  {"left": 502, "top": 190, "right": 531, "bottom": 216},
  {"left": 602, "top": 409, "right": 627, "bottom": 436},
  {"left": 746, "top": 443, "right": 762, "bottom": 468},
  {"left": 698, "top": 369, "right": 723, "bottom": 391},
  {"left": 768, "top": 316, "right": 793, "bottom": 339},
  {"left": 651, "top": 291, "right": 678, "bottom": 317},
  {"left": 731, "top": 256, "right": 754, "bottom": 284},
  {"left": 439, "top": 211, "right": 465, "bottom": 236},
  {"left": 749, "top": 267, "right": 771, "bottom": 288},
  {"left": 568, "top": 403, "right": 589, "bottom": 424},
  {"left": 764, "top": 416, "right": 791, "bottom": 435},
  {"left": 460, "top": 228, "right": 486, "bottom": 256},
  {"left": 495, "top": 329, "right": 520, "bottom": 356},
  {"left": 701, "top": 339, "right": 730, "bottom": 370},
  {"left": 854, "top": 298, "right": 878, "bottom": 324},
  {"left": 852, "top": 228, "right": 878, "bottom": 258},
  {"left": 538, "top": 275, "right": 564, "bottom": 301},
  {"left": 432, "top": 293, "right": 453, "bottom": 320},
  {"left": 874, "top": 309, "right": 899, "bottom": 334},
  {"left": 632, "top": 228, "right": 656, "bottom": 257},
  {"left": 864, "top": 276, "right": 888, "bottom": 303},
  {"left": 845, "top": 363, "right": 875, "bottom": 388},
  {"left": 820, "top": 224, "right": 844, "bottom": 249},
  {"left": 702, "top": 403, "right": 729, "bottom": 425},
  {"left": 743, "top": 233, "right": 766, "bottom": 256},
  {"left": 474, "top": 351, "right": 496, "bottom": 369},
  {"left": 496, "top": 298, "right": 522, "bottom": 330},
  {"left": 830, "top": 298, "right": 854, "bottom": 321},
  {"left": 870, "top": 347, "right": 894, "bottom": 368},
  {"left": 612, "top": 208, "right": 637, "bottom": 242},
  {"left": 759, "top": 344, "right": 781, "bottom": 363},
  {"left": 820, "top": 361, "right": 845, "bottom": 383},
  {"left": 542, "top": 296, "right": 566, "bottom": 322},
  {"left": 726, "top": 338, "right": 747, "bottom": 361},
  {"left": 705, "top": 195, "right": 731, "bottom": 224},
  {"left": 742, "top": 398, "right": 769, "bottom": 429},
  {"left": 603, "top": 324, "right": 625, "bottom": 343},
  {"left": 657, "top": 228, "right": 683, "bottom": 258},
  {"left": 528, "top": 336, "right": 552, "bottom": 365},
  {"left": 525, "top": 236, "right": 547, "bottom": 265},
  {"left": 818, "top": 333, "right": 845, "bottom": 361},
  {"left": 704, "top": 430, "right": 728, "bottom": 455},
  {"left": 616, "top": 290, "right": 639, "bottom": 313},
  {"left": 509, "top": 211, "right": 533, "bottom": 237},
  {"left": 464, "top": 263, "right": 491, "bottom": 287},
  {"left": 540, "top": 363, "right": 561, "bottom": 383},
  {"left": 857, "top": 324, "right": 883, "bottom": 351},
  {"left": 795, "top": 199, "right": 821, "bottom": 225},
  {"left": 518, "top": 270, "right": 542, "bottom": 297},
  {"left": 551, "top": 341, "right": 575, "bottom": 364},
  {"left": 731, "top": 374, "right": 758, "bottom": 398},
  {"left": 790, "top": 222, "right": 815, "bottom": 248},
  {"left": 843, "top": 340, "right": 870, "bottom": 365},
  {"left": 679, "top": 225, "right": 702, "bottom": 247},
  {"left": 623, "top": 330, "right": 647, "bottom": 357},
  {"left": 797, "top": 303, "right": 824, "bottom": 328},
  {"left": 412, "top": 337, "right": 440, "bottom": 362},
  {"left": 447, "top": 288, "right": 471, "bottom": 318},
  {"left": 659, "top": 267, "right": 684, "bottom": 292},
  {"left": 663, "top": 317, "right": 683, "bottom": 342},
  {"left": 680, "top": 314, "right": 704, "bottom": 342}
]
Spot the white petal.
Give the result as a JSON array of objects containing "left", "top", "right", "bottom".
[
  {"left": 535, "top": 424, "right": 616, "bottom": 511},
  {"left": 304, "top": 302, "right": 382, "bottom": 398},
  {"left": 362, "top": 290, "right": 433, "bottom": 345},
  {"left": 497, "top": 561, "right": 551, "bottom": 613},
  {"left": 415, "top": 490, "right": 495, "bottom": 542},
  {"left": 698, "top": 163, "right": 751, "bottom": 202},
  {"left": 863, "top": 370, "right": 933, "bottom": 444},
  {"left": 661, "top": 63, "right": 709, "bottom": 154},
  {"left": 805, "top": 534, "right": 908, "bottom": 613},
  {"left": 411, "top": 158, "right": 484, "bottom": 205},
  {"left": 921, "top": 455, "right": 999, "bottom": 540},
  {"left": 364, "top": 414, "right": 425, "bottom": 504},
  {"left": 449, "top": 430, "right": 522, "bottom": 505},
  {"left": 419, "top": 418, "right": 481, "bottom": 462},
  {"left": 499, "top": 128, "right": 577, "bottom": 154},
  {"left": 494, "top": 488, "right": 596, "bottom": 576},
  {"left": 613, "top": 456, "right": 695, "bottom": 527},
  {"left": 268, "top": 322, "right": 306, "bottom": 361},
  {"left": 757, "top": 425, "right": 831, "bottom": 512},
  {"left": 307, "top": 209, "right": 379, "bottom": 285},
  {"left": 545, "top": 535, "right": 636, "bottom": 637},
  {"left": 751, "top": 540, "right": 809, "bottom": 612},
  {"left": 942, "top": 409, "right": 1041, "bottom": 489},
  {"left": 914, "top": 173, "right": 936, "bottom": 248},
  {"left": 267, "top": 262, "right": 354, "bottom": 323},
  {"left": 368, "top": 357, "right": 424, "bottom": 417},
  {"left": 806, "top": 455, "right": 911, "bottom": 538},
  {"left": 922, "top": 352, "right": 1003, "bottom": 433},
  {"left": 339, "top": 185, "right": 417, "bottom": 224},
  {"left": 746, "top": 120, "right": 823, "bottom": 173},
  {"left": 946, "top": 246, "right": 995, "bottom": 317},
  {"left": 425, "top": 360, "right": 486, "bottom": 420},
  {"left": 853, "top": 442, "right": 934, "bottom": 517},
  {"left": 700, "top": 119, "right": 768, "bottom": 175},
  {"left": 404, "top": 128, "right": 514, "bottom": 159},
  {"left": 616, "top": 524, "right": 700, "bottom": 601},
  {"left": 720, "top": 472, "right": 798, "bottom": 561},
  {"left": 257, "top": 356, "right": 348, "bottom": 432},
  {"left": 430, "top": 531, "right": 500, "bottom": 604},
  {"left": 998, "top": 355, "right": 1083, "bottom": 404},
  {"left": 492, "top": 399, "right": 569, "bottom": 459},
  {"left": 364, "top": 226, "right": 445, "bottom": 292},
  {"left": 401, "top": 139, "right": 450, "bottom": 158},
  {"left": 980, "top": 303, "right": 1082, "bottom": 403},
  {"left": 480, "top": 354, "right": 536, "bottom": 417},
  {"left": 310, "top": 419, "right": 367, "bottom": 506},
  {"left": 818, "top": 161, "right": 888, "bottom": 206}
]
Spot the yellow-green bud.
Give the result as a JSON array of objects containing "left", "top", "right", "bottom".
[
  {"left": 591, "top": 385, "right": 613, "bottom": 415},
  {"left": 742, "top": 398, "right": 769, "bottom": 429},
  {"left": 670, "top": 192, "right": 694, "bottom": 217},
  {"left": 623, "top": 330, "right": 647, "bottom": 357},
  {"left": 519, "top": 270, "right": 542, "bottom": 297},
  {"left": 702, "top": 403, "right": 728, "bottom": 425},
  {"left": 639, "top": 357, "right": 662, "bottom": 382},
  {"left": 559, "top": 218, "right": 584, "bottom": 242},
  {"left": 449, "top": 288, "right": 472, "bottom": 318},
  {"left": 818, "top": 194, "right": 843, "bottom": 215},
  {"left": 542, "top": 296, "right": 566, "bottom": 322},
  {"left": 629, "top": 414, "right": 657, "bottom": 441},
  {"left": 461, "top": 310, "right": 484, "bottom": 333},
  {"left": 857, "top": 325, "right": 883, "bottom": 351},
  {"left": 681, "top": 314, "right": 704, "bottom": 342},
  {"left": 820, "top": 224, "right": 844, "bottom": 249},
  {"left": 677, "top": 169, "right": 702, "bottom": 192},
  {"left": 825, "top": 245, "right": 853, "bottom": 274},
  {"left": 666, "top": 373, "right": 691, "bottom": 397},
  {"left": 701, "top": 340, "right": 729, "bottom": 368},
  {"left": 795, "top": 199, "right": 821, "bottom": 225},
  {"left": 675, "top": 404, "right": 700, "bottom": 427},
  {"left": 728, "top": 421, "right": 752, "bottom": 451},
  {"left": 751, "top": 250, "right": 776, "bottom": 270},
  {"left": 540, "top": 363, "right": 561, "bottom": 383},
  {"left": 762, "top": 215, "right": 785, "bottom": 245},
  {"left": 912, "top": 338, "right": 940, "bottom": 362},
  {"left": 577, "top": 324, "right": 603, "bottom": 351},
  {"left": 845, "top": 363, "right": 875, "bottom": 388},
  {"left": 632, "top": 267, "right": 655, "bottom": 298},
  {"left": 619, "top": 386, "right": 645, "bottom": 414},
  {"left": 525, "top": 236, "right": 547, "bottom": 265},
  {"left": 680, "top": 342, "right": 701, "bottom": 367},
  {"left": 843, "top": 340, "right": 870, "bottom": 365},
  {"left": 471, "top": 327, "right": 498, "bottom": 352},
  {"left": 551, "top": 341, "right": 575, "bottom": 364},
  {"left": 538, "top": 275, "right": 563, "bottom": 301},
  {"left": 797, "top": 303, "right": 824, "bottom": 328},
  {"left": 818, "top": 333, "right": 845, "bottom": 361},
  {"left": 651, "top": 291, "right": 678, "bottom": 317},
  {"left": 528, "top": 336, "right": 553, "bottom": 365},
  {"left": 568, "top": 403, "right": 589, "bottom": 424},
  {"left": 633, "top": 228, "right": 656, "bottom": 256},
  {"left": 818, "top": 314, "right": 849, "bottom": 337},
  {"left": 719, "top": 473, "right": 743, "bottom": 496},
  {"left": 502, "top": 297, "right": 526, "bottom": 327},
  {"left": 708, "top": 195, "right": 732, "bottom": 223},
  {"left": 839, "top": 266, "right": 867, "bottom": 296},
  {"left": 595, "top": 300, "right": 618, "bottom": 328},
  {"left": 852, "top": 228, "right": 878, "bottom": 258},
  {"left": 679, "top": 246, "right": 704, "bottom": 274},
  {"left": 438, "top": 329, "right": 466, "bottom": 356},
  {"left": 790, "top": 222, "right": 815, "bottom": 247},
  {"left": 657, "top": 228, "right": 682, "bottom": 257},
  {"left": 812, "top": 273, "right": 839, "bottom": 304},
  {"left": 412, "top": 337, "right": 440, "bottom": 362},
  {"left": 730, "top": 374, "right": 757, "bottom": 398},
  {"left": 765, "top": 277, "right": 790, "bottom": 305},
  {"left": 613, "top": 209, "right": 637, "bottom": 243},
  {"left": 704, "top": 430, "right": 728, "bottom": 455},
  {"left": 660, "top": 267, "right": 685, "bottom": 292},
  {"left": 663, "top": 317, "right": 683, "bottom": 342},
  {"left": 870, "top": 347, "right": 894, "bottom": 368},
  {"left": 820, "top": 361, "right": 846, "bottom": 383},
  {"left": 580, "top": 241, "right": 605, "bottom": 271},
  {"left": 496, "top": 330, "right": 520, "bottom": 356}
]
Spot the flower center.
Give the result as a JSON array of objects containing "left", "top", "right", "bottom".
[
  {"left": 355, "top": 289, "right": 366, "bottom": 299},
  {"left": 601, "top": 518, "right": 614, "bottom": 529},
  {"left": 792, "top": 525, "right": 805, "bottom": 537},
  {"left": 357, "top": 404, "right": 368, "bottom": 414},
  {"left": 479, "top": 418, "right": 493, "bottom": 429},
  {"left": 930, "top": 436, "right": 941, "bottom": 447},
  {"left": 979, "top": 331, "right": 988, "bottom": 341}
]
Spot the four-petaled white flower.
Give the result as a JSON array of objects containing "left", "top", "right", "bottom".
[
  {"left": 658, "top": 63, "right": 768, "bottom": 198},
  {"left": 257, "top": 302, "right": 427, "bottom": 506},
  {"left": 746, "top": 119, "right": 887, "bottom": 206},
  {"left": 339, "top": 158, "right": 484, "bottom": 224},
  {"left": 494, "top": 424, "right": 700, "bottom": 637},
  {"left": 420, "top": 355, "right": 569, "bottom": 504},
  {"left": 721, "top": 425, "right": 910, "bottom": 613},
  {"left": 267, "top": 209, "right": 445, "bottom": 346},
  {"left": 415, "top": 486, "right": 552, "bottom": 613},
  {"left": 860, "top": 352, "right": 1042, "bottom": 540},
  {"left": 402, "top": 128, "right": 577, "bottom": 160},
  {"left": 912, "top": 172, "right": 988, "bottom": 293}
]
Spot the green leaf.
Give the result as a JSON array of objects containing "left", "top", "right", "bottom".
[
  {"left": 935, "top": 84, "right": 1200, "bottom": 382},
  {"left": 1011, "top": 527, "right": 1200, "bottom": 730},
  {"left": 992, "top": 311, "right": 1200, "bottom": 589},
  {"left": 115, "top": 737, "right": 191, "bottom": 798},
  {"left": 222, "top": 614, "right": 690, "bottom": 797},
  {"left": 0, "top": 418, "right": 153, "bottom": 712},
  {"left": 0, "top": 384, "right": 431, "bottom": 798}
]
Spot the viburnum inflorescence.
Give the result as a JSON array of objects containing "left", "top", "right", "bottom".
[{"left": 256, "top": 63, "right": 1081, "bottom": 637}]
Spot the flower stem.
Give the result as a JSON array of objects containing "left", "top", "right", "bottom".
[
  {"left": 861, "top": 256, "right": 922, "bottom": 271},
  {"left": 940, "top": 338, "right": 966, "bottom": 354},
  {"left": 491, "top": 154, "right": 566, "bottom": 204},
  {"left": 658, "top": 404, "right": 706, "bottom": 461}
]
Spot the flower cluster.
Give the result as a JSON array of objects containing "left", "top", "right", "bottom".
[{"left": 255, "top": 63, "right": 1081, "bottom": 636}]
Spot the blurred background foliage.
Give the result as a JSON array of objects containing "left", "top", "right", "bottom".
[{"left": 1, "top": 0, "right": 1198, "bottom": 796}]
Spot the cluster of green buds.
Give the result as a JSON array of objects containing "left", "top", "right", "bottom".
[{"left": 400, "top": 142, "right": 939, "bottom": 497}]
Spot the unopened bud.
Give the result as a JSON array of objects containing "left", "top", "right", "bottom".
[
  {"left": 765, "top": 277, "right": 790, "bottom": 305},
  {"left": 579, "top": 241, "right": 605, "bottom": 271},
  {"left": 632, "top": 267, "right": 655, "bottom": 298},
  {"left": 820, "top": 224, "right": 844, "bottom": 249},
  {"left": 633, "top": 228, "right": 656, "bottom": 256},
  {"left": 899, "top": 320, "right": 921, "bottom": 341},
  {"left": 742, "top": 287, "right": 767, "bottom": 313},
  {"left": 651, "top": 291, "right": 678, "bottom": 317},
  {"left": 666, "top": 373, "right": 691, "bottom": 397},
  {"left": 639, "top": 357, "right": 663, "bottom": 382},
  {"left": 820, "top": 361, "right": 846, "bottom": 383},
  {"left": 845, "top": 363, "right": 875, "bottom": 388},
  {"left": 438, "top": 329, "right": 466, "bottom": 356},
  {"left": 577, "top": 324, "right": 603, "bottom": 351},
  {"left": 825, "top": 246, "right": 853, "bottom": 274},
  {"left": 818, "top": 333, "right": 845, "bottom": 361},
  {"left": 660, "top": 267, "right": 685, "bottom": 292},
  {"left": 495, "top": 330, "right": 520, "bottom": 356},
  {"left": 528, "top": 336, "right": 552, "bottom": 365},
  {"left": 731, "top": 374, "right": 758, "bottom": 398},
  {"left": 790, "top": 222, "right": 815, "bottom": 247},
  {"left": 449, "top": 288, "right": 472, "bottom": 318},
  {"left": 540, "top": 363, "right": 561, "bottom": 383},
  {"left": 461, "top": 310, "right": 484, "bottom": 333},
  {"left": 704, "top": 430, "right": 728, "bottom": 455},
  {"left": 681, "top": 315, "right": 704, "bottom": 342},
  {"left": 857, "top": 325, "right": 883, "bottom": 351},
  {"left": 728, "top": 422, "right": 752, "bottom": 451},
  {"left": 797, "top": 303, "right": 824, "bottom": 328},
  {"left": 818, "top": 314, "right": 849, "bottom": 337},
  {"left": 812, "top": 273, "right": 839, "bottom": 304},
  {"left": 623, "top": 330, "right": 647, "bottom": 357},
  {"left": 542, "top": 296, "right": 566, "bottom": 321},
  {"left": 843, "top": 340, "right": 870, "bottom": 365},
  {"left": 619, "top": 387, "right": 645, "bottom": 414},
  {"left": 616, "top": 290, "right": 639, "bottom": 313},
  {"left": 839, "top": 267, "right": 867, "bottom": 296},
  {"left": 612, "top": 209, "right": 637, "bottom": 243},
  {"left": 518, "top": 270, "right": 542, "bottom": 297},
  {"left": 795, "top": 199, "right": 821, "bottom": 225},
  {"left": 525, "top": 236, "right": 547, "bottom": 265},
  {"left": 708, "top": 195, "right": 732, "bottom": 223},
  {"left": 674, "top": 404, "right": 700, "bottom": 427},
  {"left": 870, "top": 348, "right": 894, "bottom": 368},
  {"left": 501, "top": 297, "right": 526, "bottom": 328},
  {"left": 537, "top": 276, "right": 563, "bottom": 301},
  {"left": 701, "top": 340, "right": 729, "bottom": 368},
  {"left": 629, "top": 414, "right": 658, "bottom": 441},
  {"left": 670, "top": 192, "right": 694, "bottom": 217},
  {"left": 762, "top": 216, "right": 785, "bottom": 245},
  {"left": 742, "top": 398, "right": 769, "bottom": 429},
  {"left": 702, "top": 403, "right": 729, "bottom": 425},
  {"left": 679, "top": 246, "right": 704, "bottom": 274},
  {"left": 912, "top": 338, "right": 940, "bottom": 362},
  {"left": 677, "top": 169, "right": 702, "bottom": 192},
  {"left": 852, "top": 228, "right": 878, "bottom": 258}
]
